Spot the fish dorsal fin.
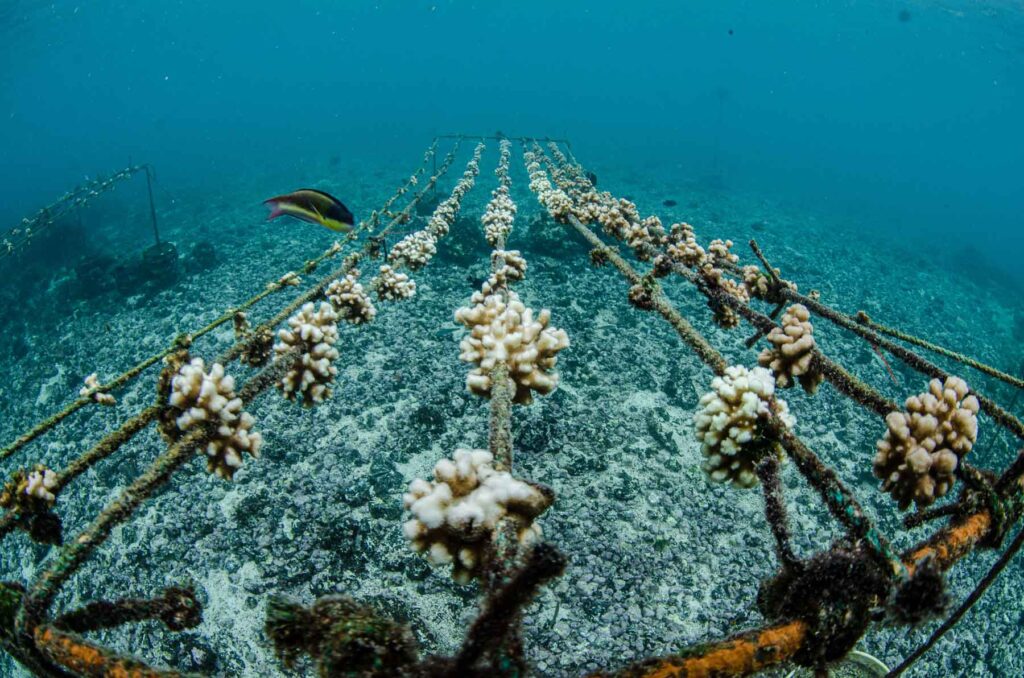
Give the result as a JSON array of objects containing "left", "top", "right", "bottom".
[{"left": 298, "top": 188, "right": 342, "bottom": 204}]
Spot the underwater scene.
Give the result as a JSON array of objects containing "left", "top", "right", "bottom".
[{"left": 1, "top": 1, "right": 1023, "bottom": 677}]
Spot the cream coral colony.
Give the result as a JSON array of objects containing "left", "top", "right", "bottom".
[{"left": 402, "top": 449, "right": 552, "bottom": 583}]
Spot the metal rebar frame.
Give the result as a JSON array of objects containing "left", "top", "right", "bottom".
[
  {"left": 1, "top": 164, "right": 154, "bottom": 260},
  {"left": 2, "top": 134, "right": 1023, "bottom": 677}
]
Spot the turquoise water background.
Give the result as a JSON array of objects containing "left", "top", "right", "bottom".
[
  {"left": 2, "top": 1, "right": 1022, "bottom": 284},
  {"left": 1, "top": 2, "right": 1023, "bottom": 677}
]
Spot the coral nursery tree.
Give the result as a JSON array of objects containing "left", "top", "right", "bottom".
[{"left": 0, "top": 134, "right": 1022, "bottom": 677}]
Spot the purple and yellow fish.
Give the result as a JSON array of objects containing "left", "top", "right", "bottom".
[{"left": 263, "top": 189, "right": 355, "bottom": 232}]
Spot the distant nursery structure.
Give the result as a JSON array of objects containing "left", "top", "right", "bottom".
[{"left": 2, "top": 135, "right": 1024, "bottom": 677}]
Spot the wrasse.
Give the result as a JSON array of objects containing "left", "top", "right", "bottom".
[{"left": 263, "top": 189, "right": 354, "bottom": 232}]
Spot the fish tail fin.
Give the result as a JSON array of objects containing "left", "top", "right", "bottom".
[{"left": 263, "top": 200, "right": 285, "bottom": 221}]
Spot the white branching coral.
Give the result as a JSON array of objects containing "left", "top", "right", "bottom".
[
  {"left": 742, "top": 265, "right": 770, "bottom": 299},
  {"left": 388, "top": 230, "right": 437, "bottom": 270},
  {"left": 623, "top": 215, "right": 667, "bottom": 258},
  {"left": 563, "top": 185, "right": 664, "bottom": 260},
  {"left": 482, "top": 185, "right": 517, "bottom": 246},
  {"left": 402, "top": 448, "right": 552, "bottom": 583},
  {"left": 542, "top": 188, "right": 573, "bottom": 223},
  {"left": 667, "top": 225, "right": 748, "bottom": 332},
  {"left": 546, "top": 141, "right": 571, "bottom": 169},
  {"left": 874, "top": 377, "right": 980, "bottom": 510},
  {"left": 666, "top": 222, "right": 708, "bottom": 267},
  {"left": 595, "top": 196, "right": 640, "bottom": 241},
  {"left": 425, "top": 201, "right": 454, "bottom": 239},
  {"left": 165, "top": 358, "right": 263, "bottom": 479},
  {"left": 524, "top": 152, "right": 573, "bottom": 223},
  {"left": 495, "top": 138, "right": 512, "bottom": 187},
  {"left": 454, "top": 291, "right": 569, "bottom": 404},
  {"left": 474, "top": 249, "right": 527, "bottom": 297},
  {"left": 694, "top": 366, "right": 794, "bottom": 488},
  {"left": 79, "top": 372, "right": 116, "bottom": 406},
  {"left": 572, "top": 190, "right": 606, "bottom": 224},
  {"left": 707, "top": 239, "right": 739, "bottom": 267},
  {"left": 374, "top": 264, "right": 416, "bottom": 301},
  {"left": 700, "top": 264, "right": 749, "bottom": 329},
  {"left": 1, "top": 464, "right": 60, "bottom": 516},
  {"left": 273, "top": 302, "right": 340, "bottom": 406},
  {"left": 492, "top": 249, "right": 526, "bottom": 281},
  {"left": 268, "top": 271, "right": 301, "bottom": 290},
  {"left": 380, "top": 143, "right": 484, "bottom": 276},
  {"left": 758, "top": 304, "right": 823, "bottom": 394},
  {"left": 24, "top": 468, "right": 58, "bottom": 504},
  {"left": 326, "top": 271, "right": 377, "bottom": 324},
  {"left": 425, "top": 142, "right": 484, "bottom": 239}
]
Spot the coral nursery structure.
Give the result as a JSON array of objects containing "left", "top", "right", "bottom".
[{"left": 1, "top": 134, "right": 1024, "bottom": 678}]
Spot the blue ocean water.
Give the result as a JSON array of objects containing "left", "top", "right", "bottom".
[{"left": 1, "top": 1, "right": 1022, "bottom": 677}]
